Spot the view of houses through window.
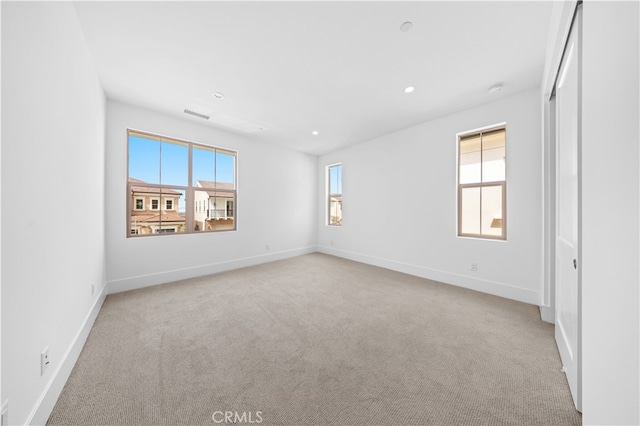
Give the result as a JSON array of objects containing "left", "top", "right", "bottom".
[
  {"left": 127, "top": 130, "right": 236, "bottom": 236},
  {"left": 328, "top": 164, "right": 343, "bottom": 226},
  {"left": 458, "top": 127, "right": 506, "bottom": 239}
]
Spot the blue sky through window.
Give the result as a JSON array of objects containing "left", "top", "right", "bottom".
[
  {"left": 129, "top": 135, "right": 235, "bottom": 185},
  {"left": 329, "top": 164, "right": 342, "bottom": 195},
  {"left": 192, "top": 146, "right": 235, "bottom": 184}
]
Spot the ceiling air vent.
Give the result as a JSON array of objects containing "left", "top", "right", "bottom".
[{"left": 183, "top": 109, "right": 210, "bottom": 120}]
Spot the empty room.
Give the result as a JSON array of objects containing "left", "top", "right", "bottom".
[{"left": 2, "top": 1, "right": 639, "bottom": 425}]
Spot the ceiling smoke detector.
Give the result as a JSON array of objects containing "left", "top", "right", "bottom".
[
  {"left": 400, "top": 21, "right": 413, "bottom": 32},
  {"left": 489, "top": 84, "right": 503, "bottom": 94}
]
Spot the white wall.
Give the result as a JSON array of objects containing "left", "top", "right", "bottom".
[
  {"left": 581, "top": 2, "right": 639, "bottom": 423},
  {"left": 1, "top": 3, "right": 107, "bottom": 425},
  {"left": 0, "top": 1, "right": 3, "bottom": 421},
  {"left": 106, "top": 101, "right": 317, "bottom": 293},
  {"left": 317, "top": 88, "right": 542, "bottom": 305}
]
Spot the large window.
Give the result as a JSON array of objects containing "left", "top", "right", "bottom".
[
  {"left": 458, "top": 127, "right": 506, "bottom": 239},
  {"left": 127, "top": 130, "right": 237, "bottom": 237},
  {"left": 328, "top": 164, "right": 342, "bottom": 226}
]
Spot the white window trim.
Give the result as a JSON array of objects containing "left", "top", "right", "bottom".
[
  {"left": 150, "top": 197, "right": 160, "bottom": 211},
  {"left": 134, "top": 197, "right": 145, "bottom": 211},
  {"left": 456, "top": 122, "right": 507, "bottom": 241}
]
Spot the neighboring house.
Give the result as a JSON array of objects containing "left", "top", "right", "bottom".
[
  {"left": 194, "top": 180, "right": 235, "bottom": 231},
  {"left": 329, "top": 195, "right": 342, "bottom": 226},
  {"left": 129, "top": 178, "right": 186, "bottom": 235}
]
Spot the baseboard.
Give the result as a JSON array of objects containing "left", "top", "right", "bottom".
[
  {"left": 107, "top": 246, "right": 317, "bottom": 294},
  {"left": 318, "top": 246, "right": 539, "bottom": 305},
  {"left": 539, "top": 304, "right": 555, "bottom": 324},
  {"left": 27, "top": 286, "right": 107, "bottom": 426}
]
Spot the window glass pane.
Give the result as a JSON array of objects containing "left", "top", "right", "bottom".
[
  {"left": 160, "top": 140, "right": 188, "bottom": 186},
  {"left": 459, "top": 135, "right": 481, "bottom": 184},
  {"left": 460, "top": 187, "right": 481, "bottom": 235},
  {"left": 329, "top": 197, "right": 342, "bottom": 226},
  {"left": 129, "top": 135, "right": 160, "bottom": 184},
  {"left": 481, "top": 185, "right": 503, "bottom": 237},
  {"left": 482, "top": 130, "right": 505, "bottom": 182},
  {"left": 158, "top": 189, "right": 186, "bottom": 234},
  {"left": 215, "top": 150, "right": 235, "bottom": 187},
  {"left": 193, "top": 189, "right": 210, "bottom": 232},
  {"left": 329, "top": 165, "right": 342, "bottom": 195},
  {"left": 193, "top": 146, "right": 215, "bottom": 185},
  {"left": 193, "top": 189, "right": 235, "bottom": 232},
  {"left": 129, "top": 188, "right": 185, "bottom": 235}
]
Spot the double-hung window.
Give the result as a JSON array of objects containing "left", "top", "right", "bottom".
[
  {"left": 458, "top": 127, "right": 506, "bottom": 239},
  {"left": 328, "top": 164, "right": 343, "bottom": 226},
  {"left": 127, "top": 129, "right": 237, "bottom": 237}
]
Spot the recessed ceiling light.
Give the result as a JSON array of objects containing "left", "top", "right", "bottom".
[
  {"left": 404, "top": 86, "right": 415, "bottom": 94},
  {"left": 212, "top": 92, "right": 225, "bottom": 100},
  {"left": 400, "top": 21, "right": 413, "bottom": 32},
  {"left": 489, "top": 84, "right": 503, "bottom": 94},
  {"left": 312, "top": 131, "right": 319, "bottom": 136}
]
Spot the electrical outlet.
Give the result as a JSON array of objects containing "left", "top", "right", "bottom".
[
  {"left": 41, "top": 347, "right": 50, "bottom": 375},
  {"left": 1, "top": 400, "right": 8, "bottom": 426},
  {"left": 470, "top": 262, "right": 478, "bottom": 272}
]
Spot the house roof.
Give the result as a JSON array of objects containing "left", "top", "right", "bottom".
[
  {"left": 131, "top": 213, "right": 186, "bottom": 223},
  {"left": 129, "top": 178, "right": 183, "bottom": 196},
  {"left": 195, "top": 180, "right": 235, "bottom": 197},
  {"left": 195, "top": 180, "right": 234, "bottom": 190}
]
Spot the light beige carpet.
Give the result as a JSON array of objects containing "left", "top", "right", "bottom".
[{"left": 48, "top": 253, "right": 581, "bottom": 425}]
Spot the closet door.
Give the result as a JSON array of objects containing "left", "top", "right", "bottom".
[{"left": 554, "top": 5, "right": 581, "bottom": 412}]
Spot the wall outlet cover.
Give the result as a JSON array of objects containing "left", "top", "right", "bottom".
[{"left": 41, "top": 347, "right": 50, "bottom": 375}]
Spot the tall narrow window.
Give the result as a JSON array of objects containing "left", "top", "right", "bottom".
[
  {"left": 328, "top": 164, "right": 343, "bottom": 226},
  {"left": 458, "top": 127, "right": 506, "bottom": 239},
  {"left": 128, "top": 129, "right": 236, "bottom": 237}
]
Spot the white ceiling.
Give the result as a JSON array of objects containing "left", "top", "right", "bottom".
[{"left": 73, "top": 1, "right": 553, "bottom": 156}]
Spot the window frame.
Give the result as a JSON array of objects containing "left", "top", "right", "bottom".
[
  {"left": 127, "top": 129, "right": 237, "bottom": 238},
  {"left": 134, "top": 198, "right": 145, "bottom": 211},
  {"left": 150, "top": 197, "right": 160, "bottom": 211},
  {"left": 457, "top": 124, "right": 507, "bottom": 240},
  {"left": 327, "top": 163, "right": 343, "bottom": 227}
]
